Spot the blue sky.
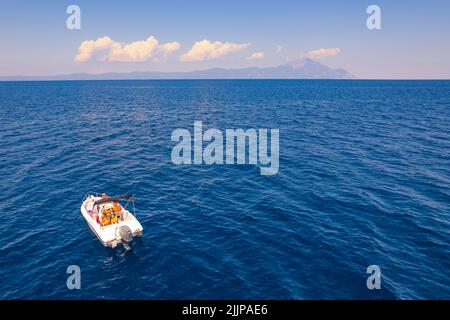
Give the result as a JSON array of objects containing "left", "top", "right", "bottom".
[{"left": 0, "top": 0, "right": 449, "bottom": 78}]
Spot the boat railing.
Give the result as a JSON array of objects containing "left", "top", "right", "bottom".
[{"left": 82, "top": 191, "right": 102, "bottom": 203}]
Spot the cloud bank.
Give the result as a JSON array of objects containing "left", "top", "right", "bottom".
[
  {"left": 75, "top": 36, "right": 180, "bottom": 62},
  {"left": 303, "top": 48, "right": 341, "bottom": 59},
  {"left": 246, "top": 52, "right": 264, "bottom": 60},
  {"left": 180, "top": 39, "right": 249, "bottom": 62}
]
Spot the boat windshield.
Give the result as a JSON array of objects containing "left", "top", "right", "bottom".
[{"left": 93, "top": 194, "right": 133, "bottom": 206}]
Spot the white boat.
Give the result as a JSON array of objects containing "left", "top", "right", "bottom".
[{"left": 81, "top": 192, "right": 143, "bottom": 249}]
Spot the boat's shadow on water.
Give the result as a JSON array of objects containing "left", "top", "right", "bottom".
[{"left": 102, "top": 237, "right": 146, "bottom": 265}]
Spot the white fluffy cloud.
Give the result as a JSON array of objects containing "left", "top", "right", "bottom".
[
  {"left": 158, "top": 41, "right": 181, "bottom": 55},
  {"left": 74, "top": 36, "right": 114, "bottom": 62},
  {"left": 75, "top": 36, "right": 180, "bottom": 62},
  {"left": 180, "top": 39, "right": 249, "bottom": 62},
  {"left": 107, "top": 36, "right": 159, "bottom": 62},
  {"left": 246, "top": 52, "right": 264, "bottom": 60},
  {"left": 303, "top": 48, "right": 341, "bottom": 59}
]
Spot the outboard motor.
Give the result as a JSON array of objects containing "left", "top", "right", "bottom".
[{"left": 118, "top": 225, "right": 133, "bottom": 250}]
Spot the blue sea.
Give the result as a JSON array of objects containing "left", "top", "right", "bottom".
[{"left": 0, "top": 80, "right": 449, "bottom": 299}]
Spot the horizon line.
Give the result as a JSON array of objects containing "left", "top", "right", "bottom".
[{"left": 1, "top": 78, "right": 450, "bottom": 82}]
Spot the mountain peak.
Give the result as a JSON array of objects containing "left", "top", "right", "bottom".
[
  {"left": 287, "top": 57, "right": 317, "bottom": 68},
  {"left": 279, "top": 58, "right": 354, "bottom": 79}
]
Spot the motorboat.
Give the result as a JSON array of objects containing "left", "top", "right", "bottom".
[{"left": 81, "top": 192, "right": 143, "bottom": 249}]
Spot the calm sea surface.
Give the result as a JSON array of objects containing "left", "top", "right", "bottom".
[{"left": 0, "top": 80, "right": 449, "bottom": 299}]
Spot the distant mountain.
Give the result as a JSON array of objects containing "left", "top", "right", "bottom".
[{"left": 0, "top": 58, "right": 354, "bottom": 81}]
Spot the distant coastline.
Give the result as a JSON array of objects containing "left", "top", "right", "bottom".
[{"left": 0, "top": 58, "right": 355, "bottom": 81}]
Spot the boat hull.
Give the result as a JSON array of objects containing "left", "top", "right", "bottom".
[{"left": 80, "top": 197, "right": 143, "bottom": 248}]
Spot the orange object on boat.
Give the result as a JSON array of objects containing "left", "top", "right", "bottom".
[
  {"left": 102, "top": 215, "right": 111, "bottom": 226},
  {"left": 112, "top": 202, "right": 122, "bottom": 213}
]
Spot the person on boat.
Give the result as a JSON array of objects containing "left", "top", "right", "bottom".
[
  {"left": 92, "top": 211, "right": 100, "bottom": 224},
  {"left": 108, "top": 202, "right": 121, "bottom": 224},
  {"left": 101, "top": 204, "right": 112, "bottom": 226},
  {"left": 93, "top": 204, "right": 101, "bottom": 224},
  {"left": 113, "top": 201, "right": 122, "bottom": 215},
  {"left": 111, "top": 214, "right": 118, "bottom": 224},
  {"left": 101, "top": 212, "right": 111, "bottom": 226},
  {"left": 101, "top": 193, "right": 108, "bottom": 199},
  {"left": 101, "top": 215, "right": 110, "bottom": 226}
]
